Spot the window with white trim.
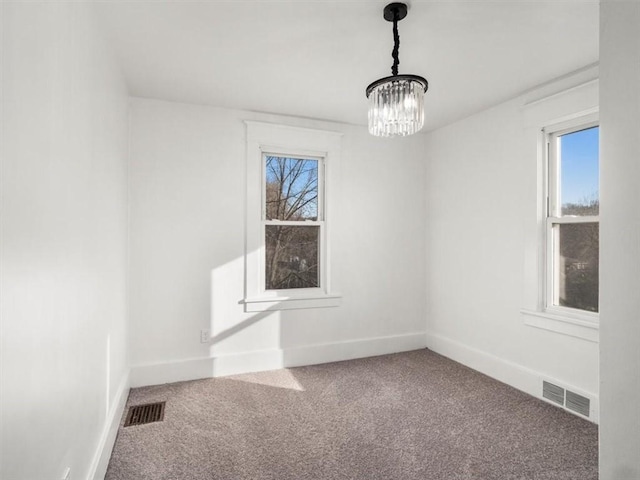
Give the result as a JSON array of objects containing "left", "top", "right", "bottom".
[
  {"left": 263, "top": 154, "right": 324, "bottom": 290},
  {"left": 244, "top": 121, "right": 342, "bottom": 312},
  {"left": 545, "top": 119, "right": 599, "bottom": 317}
]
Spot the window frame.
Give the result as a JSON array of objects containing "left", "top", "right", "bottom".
[
  {"left": 261, "top": 150, "right": 326, "bottom": 296},
  {"left": 543, "top": 116, "right": 599, "bottom": 323},
  {"left": 243, "top": 121, "right": 342, "bottom": 312}
]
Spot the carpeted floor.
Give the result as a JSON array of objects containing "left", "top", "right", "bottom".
[{"left": 106, "top": 349, "right": 598, "bottom": 480}]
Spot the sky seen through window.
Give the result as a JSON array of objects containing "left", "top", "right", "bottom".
[{"left": 560, "top": 126, "right": 599, "bottom": 208}]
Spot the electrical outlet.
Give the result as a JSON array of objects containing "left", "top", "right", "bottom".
[
  {"left": 61, "top": 467, "right": 71, "bottom": 480},
  {"left": 200, "top": 329, "right": 210, "bottom": 343}
]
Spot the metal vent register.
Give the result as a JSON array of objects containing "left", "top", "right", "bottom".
[
  {"left": 542, "top": 381, "right": 565, "bottom": 406},
  {"left": 124, "top": 402, "right": 166, "bottom": 427},
  {"left": 542, "top": 381, "right": 591, "bottom": 418},
  {"left": 566, "top": 390, "right": 591, "bottom": 417}
]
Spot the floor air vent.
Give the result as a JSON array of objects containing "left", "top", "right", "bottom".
[
  {"left": 542, "top": 381, "right": 565, "bottom": 406},
  {"left": 566, "top": 390, "right": 590, "bottom": 417},
  {"left": 124, "top": 402, "right": 166, "bottom": 427}
]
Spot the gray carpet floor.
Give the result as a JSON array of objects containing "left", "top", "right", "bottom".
[{"left": 106, "top": 349, "right": 598, "bottom": 480}]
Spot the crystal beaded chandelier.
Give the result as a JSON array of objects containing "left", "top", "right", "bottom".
[{"left": 366, "top": 2, "right": 428, "bottom": 137}]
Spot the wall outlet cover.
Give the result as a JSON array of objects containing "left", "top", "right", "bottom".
[{"left": 200, "top": 329, "right": 210, "bottom": 343}]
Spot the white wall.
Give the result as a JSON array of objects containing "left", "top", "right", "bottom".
[
  {"left": 423, "top": 71, "right": 600, "bottom": 418},
  {"left": 1, "top": 3, "right": 129, "bottom": 480},
  {"left": 599, "top": 2, "right": 640, "bottom": 477},
  {"left": 128, "top": 98, "right": 427, "bottom": 386}
]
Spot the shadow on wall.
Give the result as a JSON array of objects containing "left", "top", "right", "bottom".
[
  {"left": 209, "top": 308, "right": 274, "bottom": 346},
  {"left": 207, "top": 255, "right": 286, "bottom": 376},
  {"left": 207, "top": 253, "right": 339, "bottom": 377}
]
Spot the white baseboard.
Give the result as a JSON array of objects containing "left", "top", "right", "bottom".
[
  {"left": 130, "top": 356, "right": 215, "bottom": 387},
  {"left": 214, "top": 348, "right": 285, "bottom": 377},
  {"left": 425, "top": 332, "right": 599, "bottom": 424},
  {"left": 88, "top": 371, "right": 130, "bottom": 480},
  {"left": 130, "top": 332, "right": 427, "bottom": 388},
  {"left": 283, "top": 332, "right": 427, "bottom": 368}
]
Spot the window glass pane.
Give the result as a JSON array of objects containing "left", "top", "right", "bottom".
[
  {"left": 559, "top": 126, "right": 599, "bottom": 216},
  {"left": 265, "top": 156, "right": 318, "bottom": 221},
  {"left": 554, "top": 222, "right": 599, "bottom": 312},
  {"left": 265, "top": 225, "right": 319, "bottom": 290}
]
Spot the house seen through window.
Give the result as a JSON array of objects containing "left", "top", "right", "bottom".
[{"left": 547, "top": 124, "right": 599, "bottom": 313}]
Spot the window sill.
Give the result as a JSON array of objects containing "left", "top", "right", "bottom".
[
  {"left": 242, "top": 293, "right": 342, "bottom": 312},
  {"left": 520, "top": 309, "right": 599, "bottom": 343}
]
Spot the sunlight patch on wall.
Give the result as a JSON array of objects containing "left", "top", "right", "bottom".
[{"left": 211, "top": 256, "right": 282, "bottom": 356}]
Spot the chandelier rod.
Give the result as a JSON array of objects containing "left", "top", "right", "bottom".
[{"left": 391, "top": 10, "right": 400, "bottom": 76}]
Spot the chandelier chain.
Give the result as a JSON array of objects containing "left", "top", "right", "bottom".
[{"left": 391, "top": 14, "right": 400, "bottom": 76}]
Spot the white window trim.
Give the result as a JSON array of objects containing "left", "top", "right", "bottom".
[
  {"left": 261, "top": 151, "right": 326, "bottom": 298},
  {"left": 522, "top": 112, "right": 599, "bottom": 340},
  {"left": 520, "top": 309, "right": 599, "bottom": 343},
  {"left": 243, "top": 121, "right": 343, "bottom": 312}
]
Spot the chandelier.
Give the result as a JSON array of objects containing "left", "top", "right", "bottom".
[{"left": 366, "top": 2, "right": 428, "bottom": 137}]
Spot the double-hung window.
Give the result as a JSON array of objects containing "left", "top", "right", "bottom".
[
  {"left": 545, "top": 120, "right": 599, "bottom": 318},
  {"left": 244, "top": 121, "right": 342, "bottom": 312},
  {"left": 263, "top": 154, "right": 324, "bottom": 291}
]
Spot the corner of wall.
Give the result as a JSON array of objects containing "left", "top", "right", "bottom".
[
  {"left": 425, "top": 332, "right": 599, "bottom": 424},
  {"left": 87, "top": 370, "right": 131, "bottom": 480}
]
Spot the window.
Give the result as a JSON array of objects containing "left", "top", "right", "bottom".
[
  {"left": 546, "top": 120, "right": 599, "bottom": 317},
  {"left": 264, "top": 155, "right": 323, "bottom": 290},
  {"left": 244, "top": 122, "right": 342, "bottom": 312},
  {"left": 519, "top": 79, "right": 599, "bottom": 340}
]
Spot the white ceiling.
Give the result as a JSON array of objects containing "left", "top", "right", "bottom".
[{"left": 95, "top": 1, "right": 599, "bottom": 132}]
